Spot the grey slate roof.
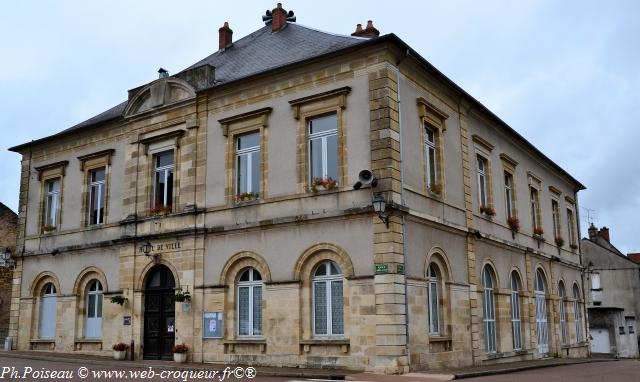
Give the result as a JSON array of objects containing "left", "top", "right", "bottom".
[{"left": 49, "top": 23, "right": 367, "bottom": 137}]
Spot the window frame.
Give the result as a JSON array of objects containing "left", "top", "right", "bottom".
[
  {"left": 85, "top": 280, "right": 103, "bottom": 339},
  {"left": 558, "top": 282, "right": 568, "bottom": 345},
  {"left": 510, "top": 271, "right": 522, "bottom": 351},
  {"left": 44, "top": 178, "right": 61, "bottom": 230},
  {"left": 235, "top": 131, "right": 261, "bottom": 198},
  {"left": 551, "top": 199, "right": 562, "bottom": 240},
  {"left": 312, "top": 261, "right": 344, "bottom": 337},
  {"left": 504, "top": 171, "right": 515, "bottom": 219},
  {"left": 424, "top": 124, "right": 438, "bottom": 190},
  {"left": 530, "top": 187, "right": 542, "bottom": 231},
  {"left": 39, "top": 282, "right": 57, "bottom": 339},
  {"left": 482, "top": 265, "right": 497, "bottom": 354},
  {"left": 237, "top": 268, "right": 263, "bottom": 337},
  {"left": 153, "top": 150, "right": 175, "bottom": 210},
  {"left": 427, "top": 264, "right": 441, "bottom": 335},
  {"left": 87, "top": 167, "right": 106, "bottom": 226},
  {"left": 573, "top": 284, "right": 583, "bottom": 342},
  {"left": 307, "top": 113, "right": 339, "bottom": 185},
  {"left": 567, "top": 208, "right": 577, "bottom": 247}
]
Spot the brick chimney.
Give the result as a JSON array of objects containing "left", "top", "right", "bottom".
[
  {"left": 628, "top": 253, "right": 640, "bottom": 264},
  {"left": 271, "top": 3, "right": 288, "bottom": 32},
  {"left": 598, "top": 226, "right": 610, "bottom": 242},
  {"left": 219, "top": 22, "right": 233, "bottom": 50},
  {"left": 351, "top": 20, "right": 380, "bottom": 38}
]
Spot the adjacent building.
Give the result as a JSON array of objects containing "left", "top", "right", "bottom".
[
  {"left": 0, "top": 202, "right": 18, "bottom": 341},
  {"left": 7, "top": 4, "right": 589, "bottom": 373},
  {"left": 582, "top": 225, "right": 640, "bottom": 357}
]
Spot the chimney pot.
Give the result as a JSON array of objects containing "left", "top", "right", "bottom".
[
  {"left": 219, "top": 21, "right": 233, "bottom": 50},
  {"left": 271, "top": 2, "right": 288, "bottom": 32},
  {"left": 351, "top": 20, "right": 380, "bottom": 38},
  {"left": 599, "top": 227, "right": 610, "bottom": 242}
]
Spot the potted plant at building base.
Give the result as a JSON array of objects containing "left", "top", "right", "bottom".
[
  {"left": 172, "top": 343, "right": 188, "bottom": 363},
  {"left": 112, "top": 342, "right": 129, "bottom": 360}
]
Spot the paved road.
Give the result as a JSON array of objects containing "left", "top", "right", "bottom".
[
  {"left": 0, "top": 355, "right": 638, "bottom": 382},
  {"left": 462, "top": 359, "right": 640, "bottom": 382}
]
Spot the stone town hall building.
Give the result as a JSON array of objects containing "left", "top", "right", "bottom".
[{"left": 7, "top": 4, "right": 589, "bottom": 373}]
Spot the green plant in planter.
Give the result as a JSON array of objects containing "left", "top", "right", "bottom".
[
  {"left": 310, "top": 177, "right": 338, "bottom": 193},
  {"left": 172, "top": 290, "right": 191, "bottom": 303},
  {"left": 112, "top": 342, "right": 129, "bottom": 351},
  {"left": 172, "top": 343, "right": 188, "bottom": 353},
  {"left": 555, "top": 236, "right": 565, "bottom": 247},
  {"left": 429, "top": 183, "right": 443, "bottom": 195},
  {"left": 110, "top": 295, "right": 128, "bottom": 306},
  {"left": 507, "top": 216, "right": 520, "bottom": 232}
]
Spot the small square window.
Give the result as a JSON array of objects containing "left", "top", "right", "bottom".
[{"left": 619, "top": 326, "right": 625, "bottom": 335}]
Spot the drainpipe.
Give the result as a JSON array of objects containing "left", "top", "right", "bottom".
[
  {"left": 394, "top": 52, "right": 410, "bottom": 367},
  {"left": 575, "top": 189, "right": 590, "bottom": 356}
]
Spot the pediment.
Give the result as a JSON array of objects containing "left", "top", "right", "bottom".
[{"left": 125, "top": 78, "right": 196, "bottom": 117}]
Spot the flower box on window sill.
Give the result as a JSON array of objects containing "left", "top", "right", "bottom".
[
  {"left": 479, "top": 205, "right": 496, "bottom": 217},
  {"left": 428, "top": 183, "right": 443, "bottom": 197},
  {"left": 42, "top": 225, "right": 57, "bottom": 234},
  {"left": 310, "top": 177, "right": 338, "bottom": 193},
  {"left": 555, "top": 237, "right": 565, "bottom": 247},
  {"left": 234, "top": 192, "right": 260, "bottom": 204},
  {"left": 149, "top": 205, "right": 172, "bottom": 217}
]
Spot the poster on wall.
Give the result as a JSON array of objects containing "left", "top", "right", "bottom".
[{"left": 203, "top": 312, "right": 223, "bottom": 338}]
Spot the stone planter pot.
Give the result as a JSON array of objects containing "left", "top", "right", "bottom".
[
  {"left": 113, "top": 350, "right": 127, "bottom": 360},
  {"left": 173, "top": 352, "right": 187, "bottom": 363}
]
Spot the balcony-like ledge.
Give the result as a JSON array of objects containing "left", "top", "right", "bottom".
[{"left": 300, "top": 338, "right": 350, "bottom": 354}]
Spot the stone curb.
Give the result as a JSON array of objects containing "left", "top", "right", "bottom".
[
  {"left": 452, "top": 358, "right": 617, "bottom": 379},
  {"left": 0, "top": 351, "right": 348, "bottom": 380}
]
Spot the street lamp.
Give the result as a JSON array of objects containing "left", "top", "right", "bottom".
[
  {"left": 372, "top": 193, "right": 389, "bottom": 228},
  {"left": 1, "top": 249, "right": 15, "bottom": 269},
  {"left": 141, "top": 241, "right": 153, "bottom": 256}
]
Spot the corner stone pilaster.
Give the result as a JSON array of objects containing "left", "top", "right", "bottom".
[{"left": 369, "top": 63, "right": 408, "bottom": 374}]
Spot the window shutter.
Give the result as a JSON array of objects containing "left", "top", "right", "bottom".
[
  {"left": 253, "top": 286, "right": 262, "bottom": 335},
  {"left": 314, "top": 281, "right": 327, "bottom": 335},
  {"left": 331, "top": 280, "right": 344, "bottom": 335}
]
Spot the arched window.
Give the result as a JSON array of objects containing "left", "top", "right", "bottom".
[
  {"left": 510, "top": 271, "right": 522, "bottom": 350},
  {"left": 558, "top": 281, "right": 567, "bottom": 344},
  {"left": 40, "top": 283, "right": 57, "bottom": 339},
  {"left": 427, "top": 264, "right": 441, "bottom": 335},
  {"left": 482, "top": 265, "right": 497, "bottom": 353},
  {"left": 237, "top": 268, "right": 262, "bottom": 336},
  {"left": 573, "top": 284, "right": 583, "bottom": 342},
  {"left": 313, "top": 261, "right": 343, "bottom": 336},
  {"left": 85, "top": 280, "right": 103, "bottom": 338},
  {"left": 535, "top": 269, "right": 549, "bottom": 354}
]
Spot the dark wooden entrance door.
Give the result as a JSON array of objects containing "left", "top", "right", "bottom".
[{"left": 143, "top": 265, "right": 175, "bottom": 360}]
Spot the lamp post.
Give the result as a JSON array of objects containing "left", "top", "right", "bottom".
[{"left": 372, "top": 193, "right": 389, "bottom": 228}]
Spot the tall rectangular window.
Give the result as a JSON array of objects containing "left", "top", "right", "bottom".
[
  {"left": 44, "top": 179, "right": 61, "bottom": 229},
  {"left": 236, "top": 132, "right": 261, "bottom": 198},
  {"left": 504, "top": 172, "right": 514, "bottom": 219},
  {"left": 477, "top": 155, "right": 488, "bottom": 209},
  {"left": 425, "top": 125, "right": 437, "bottom": 188},
  {"left": 530, "top": 187, "right": 541, "bottom": 230},
  {"left": 309, "top": 114, "right": 338, "bottom": 184},
  {"left": 88, "top": 168, "right": 106, "bottom": 225},
  {"left": 551, "top": 200, "right": 561, "bottom": 239},
  {"left": 153, "top": 150, "right": 174, "bottom": 210},
  {"left": 567, "top": 209, "right": 576, "bottom": 246}
]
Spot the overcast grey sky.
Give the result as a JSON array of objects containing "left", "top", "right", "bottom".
[{"left": 1, "top": 1, "right": 638, "bottom": 252}]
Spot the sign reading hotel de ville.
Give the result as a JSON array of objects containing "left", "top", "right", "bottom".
[{"left": 137, "top": 240, "right": 181, "bottom": 254}]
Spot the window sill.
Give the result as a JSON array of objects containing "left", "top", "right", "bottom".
[
  {"left": 30, "top": 339, "right": 55, "bottom": 343},
  {"left": 428, "top": 335, "right": 452, "bottom": 342},
  {"left": 309, "top": 186, "right": 340, "bottom": 195},
  {"left": 223, "top": 338, "right": 266, "bottom": 353},
  {"left": 75, "top": 338, "right": 103, "bottom": 343}
]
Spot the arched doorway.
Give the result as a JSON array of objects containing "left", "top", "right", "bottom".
[{"left": 143, "top": 265, "right": 175, "bottom": 360}]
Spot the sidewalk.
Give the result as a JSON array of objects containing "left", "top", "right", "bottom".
[
  {"left": 347, "top": 357, "right": 617, "bottom": 381},
  {"left": 0, "top": 350, "right": 353, "bottom": 379},
  {"left": 0, "top": 350, "right": 618, "bottom": 381}
]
